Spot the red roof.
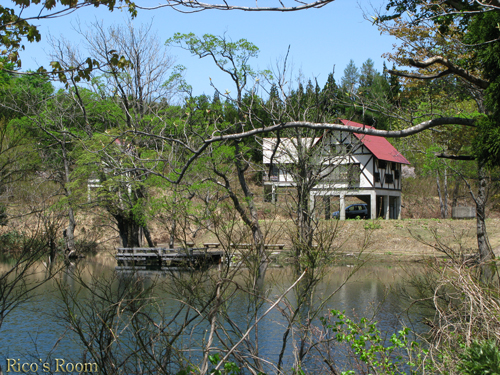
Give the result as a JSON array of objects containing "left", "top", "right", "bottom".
[{"left": 340, "top": 120, "right": 410, "bottom": 165}]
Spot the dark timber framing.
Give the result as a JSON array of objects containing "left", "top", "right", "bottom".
[{"left": 262, "top": 120, "right": 410, "bottom": 220}]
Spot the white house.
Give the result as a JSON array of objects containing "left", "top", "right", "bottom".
[{"left": 262, "top": 119, "right": 410, "bottom": 220}]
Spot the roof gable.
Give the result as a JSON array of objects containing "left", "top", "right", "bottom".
[
  {"left": 340, "top": 120, "right": 410, "bottom": 165},
  {"left": 263, "top": 138, "right": 320, "bottom": 164}
]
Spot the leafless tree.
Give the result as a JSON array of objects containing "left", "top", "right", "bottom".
[{"left": 48, "top": 20, "right": 179, "bottom": 248}]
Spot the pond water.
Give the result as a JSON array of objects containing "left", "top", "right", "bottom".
[{"left": 0, "top": 256, "right": 429, "bottom": 374}]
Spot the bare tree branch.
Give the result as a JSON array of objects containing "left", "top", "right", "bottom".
[
  {"left": 206, "top": 117, "right": 476, "bottom": 141},
  {"left": 435, "top": 153, "right": 475, "bottom": 160},
  {"left": 407, "top": 56, "right": 489, "bottom": 89},
  {"left": 387, "top": 68, "right": 454, "bottom": 81},
  {"left": 131, "top": 116, "right": 476, "bottom": 184},
  {"left": 214, "top": 269, "right": 308, "bottom": 371},
  {"left": 135, "top": 0, "right": 335, "bottom": 12}
]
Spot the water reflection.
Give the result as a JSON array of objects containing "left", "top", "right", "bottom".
[{"left": 0, "top": 256, "right": 426, "bottom": 373}]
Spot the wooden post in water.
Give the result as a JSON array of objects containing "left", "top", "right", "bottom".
[{"left": 157, "top": 247, "right": 162, "bottom": 268}]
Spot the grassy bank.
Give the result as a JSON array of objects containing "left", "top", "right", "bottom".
[
  {"left": 118, "top": 217, "right": 500, "bottom": 261},
  {"left": 2, "top": 205, "right": 499, "bottom": 262}
]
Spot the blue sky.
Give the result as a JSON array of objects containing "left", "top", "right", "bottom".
[{"left": 19, "top": 0, "right": 397, "bottom": 97}]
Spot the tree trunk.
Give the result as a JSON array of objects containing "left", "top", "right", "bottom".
[
  {"left": 115, "top": 213, "right": 142, "bottom": 248},
  {"left": 65, "top": 207, "right": 76, "bottom": 251},
  {"left": 169, "top": 220, "right": 176, "bottom": 249},
  {"left": 476, "top": 160, "right": 498, "bottom": 285},
  {"left": 62, "top": 135, "right": 76, "bottom": 259},
  {"left": 444, "top": 167, "right": 449, "bottom": 218},
  {"left": 143, "top": 225, "right": 154, "bottom": 247},
  {"left": 324, "top": 196, "right": 331, "bottom": 220},
  {"left": 296, "top": 185, "right": 313, "bottom": 257},
  {"left": 452, "top": 177, "right": 461, "bottom": 208},
  {"left": 234, "top": 143, "right": 267, "bottom": 280},
  {"left": 64, "top": 207, "right": 77, "bottom": 259},
  {"left": 294, "top": 135, "right": 314, "bottom": 263},
  {"left": 436, "top": 171, "right": 445, "bottom": 219}
]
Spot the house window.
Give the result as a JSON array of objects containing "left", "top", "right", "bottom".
[
  {"left": 394, "top": 170, "right": 400, "bottom": 180},
  {"left": 331, "top": 163, "right": 360, "bottom": 183},
  {"left": 270, "top": 165, "right": 279, "bottom": 181},
  {"left": 374, "top": 172, "right": 380, "bottom": 183},
  {"left": 378, "top": 160, "right": 387, "bottom": 170},
  {"left": 385, "top": 174, "right": 394, "bottom": 184}
]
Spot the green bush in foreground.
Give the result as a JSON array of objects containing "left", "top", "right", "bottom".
[
  {"left": 322, "top": 309, "right": 428, "bottom": 375},
  {"left": 458, "top": 340, "right": 500, "bottom": 375}
]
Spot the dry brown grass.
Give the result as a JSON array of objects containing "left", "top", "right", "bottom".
[
  {"left": 4, "top": 200, "right": 499, "bottom": 261},
  {"left": 2, "top": 173, "right": 499, "bottom": 261}
]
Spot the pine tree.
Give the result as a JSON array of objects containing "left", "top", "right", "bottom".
[
  {"left": 320, "top": 72, "right": 342, "bottom": 119},
  {"left": 213, "top": 90, "right": 220, "bottom": 104},
  {"left": 388, "top": 63, "right": 401, "bottom": 106},
  {"left": 340, "top": 59, "right": 359, "bottom": 96},
  {"left": 268, "top": 83, "right": 279, "bottom": 102},
  {"left": 359, "top": 58, "right": 375, "bottom": 92}
]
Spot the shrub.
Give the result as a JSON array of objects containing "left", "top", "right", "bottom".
[
  {"left": 75, "top": 238, "right": 99, "bottom": 256},
  {"left": 321, "top": 309, "right": 428, "bottom": 374},
  {"left": 458, "top": 340, "right": 500, "bottom": 375},
  {"left": 0, "top": 230, "right": 26, "bottom": 258}
]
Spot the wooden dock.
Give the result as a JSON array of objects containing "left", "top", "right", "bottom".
[
  {"left": 115, "top": 243, "right": 288, "bottom": 272},
  {"left": 115, "top": 247, "right": 224, "bottom": 271},
  {"left": 203, "top": 243, "right": 286, "bottom": 250}
]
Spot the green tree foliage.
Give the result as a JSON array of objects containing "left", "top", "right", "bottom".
[
  {"left": 378, "top": 0, "right": 499, "bottom": 289},
  {"left": 359, "top": 58, "right": 375, "bottom": 91},
  {"left": 167, "top": 33, "right": 273, "bottom": 163},
  {"left": 0, "top": 73, "right": 54, "bottom": 121},
  {"left": 0, "top": 0, "right": 137, "bottom": 81},
  {"left": 458, "top": 340, "right": 500, "bottom": 375},
  {"left": 323, "top": 309, "right": 427, "bottom": 374},
  {"left": 0, "top": 73, "right": 54, "bottom": 185},
  {"left": 466, "top": 10, "right": 500, "bottom": 167},
  {"left": 359, "top": 59, "right": 391, "bottom": 101},
  {"left": 167, "top": 33, "right": 261, "bottom": 103},
  {"left": 381, "top": 0, "right": 500, "bottom": 166},
  {"left": 387, "top": 63, "right": 402, "bottom": 105},
  {"left": 340, "top": 59, "right": 359, "bottom": 96},
  {"left": 319, "top": 72, "right": 342, "bottom": 119},
  {"left": 336, "top": 58, "right": 394, "bottom": 129}
]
